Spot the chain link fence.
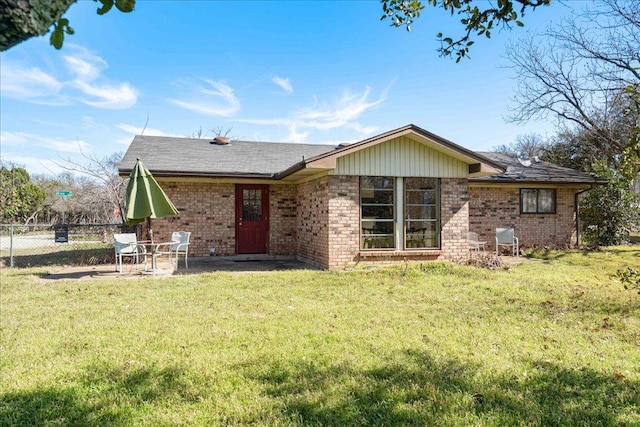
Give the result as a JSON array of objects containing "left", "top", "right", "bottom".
[{"left": 1, "top": 224, "right": 138, "bottom": 268}]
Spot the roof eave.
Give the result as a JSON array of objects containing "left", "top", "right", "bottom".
[
  {"left": 118, "top": 169, "right": 277, "bottom": 180},
  {"left": 273, "top": 161, "right": 307, "bottom": 180},
  {"left": 469, "top": 178, "right": 609, "bottom": 185}
]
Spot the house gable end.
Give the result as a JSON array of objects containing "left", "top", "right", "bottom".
[
  {"left": 299, "top": 125, "right": 504, "bottom": 179},
  {"left": 329, "top": 135, "right": 469, "bottom": 177}
]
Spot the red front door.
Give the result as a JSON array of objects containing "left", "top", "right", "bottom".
[{"left": 236, "top": 184, "right": 269, "bottom": 254}]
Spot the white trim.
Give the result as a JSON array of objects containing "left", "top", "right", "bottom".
[{"left": 395, "top": 177, "right": 403, "bottom": 250}]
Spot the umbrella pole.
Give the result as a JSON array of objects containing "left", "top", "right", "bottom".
[
  {"left": 147, "top": 217, "right": 154, "bottom": 244},
  {"left": 146, "top": 217, "right": 158, "bottom": 274}
]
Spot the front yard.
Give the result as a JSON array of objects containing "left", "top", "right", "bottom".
[{"left": 1, "top": 248, "right": 639, "bottom": 426}]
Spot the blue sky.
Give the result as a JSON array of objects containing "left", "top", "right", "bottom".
[{"left": 1, "top": 1, "right": 583, "bottom": 176}]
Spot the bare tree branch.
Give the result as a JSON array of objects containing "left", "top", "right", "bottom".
[{"left": 506, "top": 0, "right": 639, "bottom": 158}]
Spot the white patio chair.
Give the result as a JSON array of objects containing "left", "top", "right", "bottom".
[
  {"left": 469, "top": 231, "right": 486, "bottom": 252},
  {"left": 156, "top": 231, "right": 191, "bottom": 271},
  {"left": 495, "top": 228, "right": 519, "bottom": 257},
  {"left": 114, "top": 233, "right": 147, "bottom": 273}
]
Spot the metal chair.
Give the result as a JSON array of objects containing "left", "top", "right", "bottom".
[
  {"left": 113, "top": 233, "right": 147, "bottom": 273},
  {"left": 495, "top": 228, "right": 519, "bottom": 257},
  {"left": 156, "top": 231, "right": 191, "bottom": 271},
  {"left": 469, "top": 231, "right": 487, "bottom": 252}
]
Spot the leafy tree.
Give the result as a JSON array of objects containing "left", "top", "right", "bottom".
[
  {"left": 381, "top": 0, "right": 550, "bottom": 61},
  {"left": 0, "top": 164, "right": 46, "bottom": 224},
  {"left": 0, "top": 0, "right": 134, "bottom": 51},
  {"left": 579, "top": 162, "right": 639, "bottom": 246}
]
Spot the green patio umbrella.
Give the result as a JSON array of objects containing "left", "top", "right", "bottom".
[{"left": 125, "top": 158, "right": 179, "bottom": 242}]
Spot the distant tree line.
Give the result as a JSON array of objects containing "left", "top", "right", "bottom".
[{"left": 0, "top": 152, "right": 126, "bottom": 225}]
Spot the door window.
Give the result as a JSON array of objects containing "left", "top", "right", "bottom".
[{"left": 243, "top": 189, "right": 262, "bottom": 220}]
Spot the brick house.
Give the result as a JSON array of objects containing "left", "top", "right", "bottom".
[{"left": 119, "top": 124, "right": 605, "bottom": 269}]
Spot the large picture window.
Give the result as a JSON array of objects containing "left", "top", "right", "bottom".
[
  {"left": 360, "top": 176, "right": 440, "bottom": 250},
  {"left": 520, "top": 188, "right": 556, "bottom": 214},
  {"left": 360, "top": 176, "right": 395, "bottom": 249},
  {"left": 404, "top": 178, "right": 439, "bottom": 249}
]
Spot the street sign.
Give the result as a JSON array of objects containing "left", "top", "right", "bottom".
[{"left": 56, "top": 190, "right": 72, "bottom": 197}]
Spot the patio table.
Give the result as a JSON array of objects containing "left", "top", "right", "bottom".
[{"left": 139, "top": 240, "right": 178, "bottom": 275}]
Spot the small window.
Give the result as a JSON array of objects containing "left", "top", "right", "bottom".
[{"left": 520, "top": 188, "right": 556, "bottom": 214}]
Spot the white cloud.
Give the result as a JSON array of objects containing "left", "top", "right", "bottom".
[
  {"left": 114, "top": 123, "right": 183, "bottom": 146},
  {"left": 63, "top": 51, "right": 106, "bottom": 81},
  {"left": 63, "top": 47, "right": 138, "bottom": 109},
  {"left": 237, "top": 83, "right": 391, "bottom": 143},
  {"left": 81, "top": 116, "right": 97, "bottom": 128},
  {"left": 115, "top": 123, "right": 179, "bottom": 137},
  {"left": 272, "top": 76, "right": 293, "bottom": 94},
  {"left": 169, "top": 79, "right": 240, "bottom": 117},
  {"left": 284, "top": 123, "right": 309, "bottom": 143},
  {"left": 0, "top": 131, "right": 89, "bottom": 153},
  {"left": 1, "top": 131, "right": 31, "bottom": 146},
  {"left": 295, "top": 87, "right": 384, "bottom": 130},
  {"left": 44, "top": 137, "right": 90, "bottom": 153},
  {"left": 0, "top": 45, "right": 138, "bottom": 109},
  {"left": 0, "top": 62, "right": 66, "bottom": 104},
  {"left": 73, "top": 80, "right": 138, "bottom": 109},
  {"left": 0, "top": 154, "right": 65, "bottom": 176}
]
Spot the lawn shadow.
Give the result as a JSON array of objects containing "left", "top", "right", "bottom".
[
  {"left": 0, "top": 364, "right": 196, "bottom": 426},
  {"left": 527, "top": 246, "right": 640, "bottom": 262},
  {"left": 243, "top": 349, "right": 639, "bottom": 425},
  {"left": 605, "top": 246, "right": 640, "bottom": 257},
  {"left": 1, "top": 248, "right": 113, "bottom": 268}
]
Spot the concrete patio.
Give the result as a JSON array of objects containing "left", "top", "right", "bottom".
[
  {"left": 41, "top": 256, "right": 319, "bottom": 281},
  {"left": 38, "top": 253, "right": 534, "bottom": 281}
]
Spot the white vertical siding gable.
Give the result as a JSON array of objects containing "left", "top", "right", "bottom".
[{"left": 331, "top": 136, "right": 469, "bottom": 177}]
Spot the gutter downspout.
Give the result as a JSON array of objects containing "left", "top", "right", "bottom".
[{"left": 575, "top": 186, "right": 594, "bottom": 248}]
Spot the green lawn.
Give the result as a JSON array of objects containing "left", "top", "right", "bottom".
[{"left": 1, "top": 248, "right": 639, "bottom": 426}]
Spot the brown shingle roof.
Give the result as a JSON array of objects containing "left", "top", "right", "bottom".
[
  {"left": 471, "top": 152, "right": 607, "bottom": 185},
  {"left": 118, "top": 130, "right": 605, "bottom": 185},
  {"left": 119, "top": 136, "right": 335, "bottom": 178}
]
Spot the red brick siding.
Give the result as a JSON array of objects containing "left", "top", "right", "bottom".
[
  {"left": 152, "top": 181, "right": 298, "bottom": 257},
  {"left": 269, "top": 185, "right": 297, "bottom": 255},
  {"left": 469, "top": 186, "right": 578, "bottom": 250},
  {"left": 153, "top": 181, "right": 235, "bottom": 256},
  {"left": 309, "top": 176, "right": 470, "bottom": 269},
  {"left": 296, "top": 176, "right": 330, "bottom": 267},
  {"left": 440, "top": 178, "right": 470, "bottom": 259},
  {"left": 327, "top": 175, "right": 360, "bottom": 269},
  {"left": 148, "top": 178, "right": 579, "bottom": 266}
]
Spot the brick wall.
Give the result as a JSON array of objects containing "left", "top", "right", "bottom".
[
  {"left": 469, "top": 185, "right": 578, "bottom": 250},
  {"left": 153, "top": 181, "right": 236, "bottom": 256},
  {"left": 148, "top": 178, "right": 578, "bottom": 266},
  {"left": 327, "top": 175, "right": 360, "bottom": 269},
  {"left": 440, "top": 178, "right": 470, "bottom": 260},
  {"left": 298, "top": 176, "right": 470, "bottom": 269},
  {"left": 269, "top": 185, "right": 297, "bottom": 255},
  {"left": 152, "top": 181, "right": 299, "bottom": 257},
  {"left": 296, "top": 176, "right": 330, "bottom": 267}
]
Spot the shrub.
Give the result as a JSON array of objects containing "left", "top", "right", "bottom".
[{"left": 615, "top": 267, "right": 640, "bottom": 294}]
